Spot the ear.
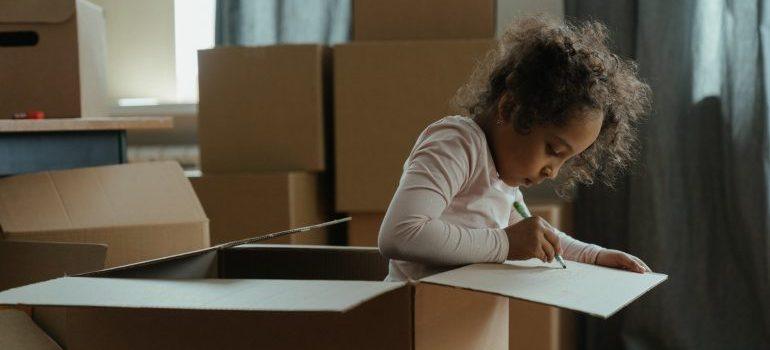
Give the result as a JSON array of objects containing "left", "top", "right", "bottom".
[
  {"left": 496, "top": 92, "right": 508, "bottom": 118},
  {"left": 496, "top": 92, "right": 515, "bottom": 124}
]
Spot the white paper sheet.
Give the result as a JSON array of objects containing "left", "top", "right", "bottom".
[{"left": 420, "top": 259, "right": 667, "bottom": 318}]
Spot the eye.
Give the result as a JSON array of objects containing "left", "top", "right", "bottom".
[{"left": 546, "top": 143, "right": 560, "bottom": 157}]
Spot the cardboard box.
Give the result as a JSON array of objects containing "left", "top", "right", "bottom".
[
  {"left": 189, "top": 172, "right": 330, "bottom": 246},
  {"left": 353, "top": 0, "right": 496, "bottom": 40},
  {"left": 334, "top": 39, "right": 494, "bottom": 212},
  {"left": 0, "top": 221, "right": 667, "bottom": 350},
  {"left": 347, "top": 212, "right": 384, "bottom": 246},
  {"left": 198, "top": 45, "right": 330, "bottom": 173},
  {"left": 0, "top": 0, "right": 107, "bottom": 119},
  {"left": 0, "top": 241, "right": 105, "bottom": 291},
  {"left": 0, "top": 161, "right": 210, "bottom": 267},
  {"left": 348, "top": 205, "right": 578, "bottom": 349},
  {"left": 0, "top": 310, "right": 62, "bottom": 350}
]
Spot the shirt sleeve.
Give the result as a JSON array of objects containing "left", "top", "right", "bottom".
[
  {"left": 377, "top": 123, "right": 509, "bottom": 266},
  {"left": 508, "top": 189, "right": 604, "bottom": 264}
]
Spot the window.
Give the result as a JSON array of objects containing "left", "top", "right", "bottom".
[{"left": 174, "top": 0, "right": 216, "bottom": 103}]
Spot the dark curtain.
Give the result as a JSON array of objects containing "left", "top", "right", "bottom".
[
  {"left": 566, "top": 0, "right": 770, "bottom": 349},
  {"left": 215, "top": 0, "right": 350, "bottom": 46}
]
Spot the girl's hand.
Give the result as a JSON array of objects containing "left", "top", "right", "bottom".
[
  {"left": 595, "top": 249, "right": 651, "bottom": 273},
  {"left": 504, "top": 217, "right": 561, "bottom": 263}
]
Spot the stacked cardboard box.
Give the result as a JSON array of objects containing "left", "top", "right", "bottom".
[
  {"left": 189, "top": 172, "right": 330, "bottom": 246},
  {"left": 0, "top": 0, "right": 107, "bottom": 119},
  {"left": 336, "top": 0, "right": 496, "bottom": 245},
  {"left": 195, "top": 45, "right": 333, "bottom": 245},
  {"left": 352, "top": 0, "right": 497, "bottom": 40}
]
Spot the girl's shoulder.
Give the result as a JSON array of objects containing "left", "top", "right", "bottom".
[
  {"left": 410, "top": 115, "right": 490, "bottom": 169},
  {"left": 420, "top": 115, "right": 487, "bottom": 146}
]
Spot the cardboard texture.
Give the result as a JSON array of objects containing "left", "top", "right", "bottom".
[
  {"left": 198, "top": 45, "right": 330, "bottom": 173},
  {"left": 509, "top": 299, "right": 575, "bottom": 350},
  {"left": 0, "top": 0, "right": 107, "bottom": 119},
  {"left": 353, "top": 0, "right": 496, "bottom": 40},
  {"left": 0, "top": 310, "right": 62, "bottom": 350},
  {"left": 0, "top": 240, "right": 106, "bottom": 291},
  {"left": 0, "top": 161, "right": 210, "bottom": 267},
  {"left": 334, "top": 39, "right": 494, "bottom": 212},
  {"left": 0, "top": 221, "right": 667, "bottom": 350},
  {"left": 190, "top": 172, "right": 330, "bottom": 245},
  {"left": 347, "top": 212, "right": 384, "bottom": 246}
]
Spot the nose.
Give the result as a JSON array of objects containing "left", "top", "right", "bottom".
[{"left": 540, "top": 165, "right": 560, "bottom": 181}]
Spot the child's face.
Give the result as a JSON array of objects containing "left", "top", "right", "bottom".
[{"left": 489, "top": 106, "right": 603, "bottom": 188}]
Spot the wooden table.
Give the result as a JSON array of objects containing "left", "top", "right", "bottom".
[{"left": 0, "top": 117, "right": 172, "bottom": 176}]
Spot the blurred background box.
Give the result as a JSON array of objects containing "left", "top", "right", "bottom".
[
  {"left": 0, "top": 0, "right": 107, "bottom": 119},
  {"left": 334, "top": 39, "right": 493, "bottom": 213},
  {"left": 353, "top": 0, "right": 496, "bottom": 40},
  {"left": 347, "top": 212, "right": 385, "bottom": 247},
  {"left": 189, "top": 172, "right": 331, "bottom": 246},
  {"left": 0, "top": 161, "right": 209, "bottom": 267},
  {"left": 0, "top": 241, "right": 105, "bottom": 292},
  {"left": 197, "top": 45, "right": 330, "bottom": 173}
]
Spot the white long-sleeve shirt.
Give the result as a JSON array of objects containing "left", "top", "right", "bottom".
[{"left": 378, "top": 116, "right": 604, "bottom": 281}]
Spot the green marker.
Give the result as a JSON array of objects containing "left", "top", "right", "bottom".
[{"left": 513, "top": 201, "right": 567, "bottom": 269}]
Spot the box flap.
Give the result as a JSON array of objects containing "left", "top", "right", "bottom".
[
  {"left": 421, "top": 259, "right": 668, "bottom": 318},
  {"left": 0, "top": 0, "right": 75, "bottom": 24},
  {"left": 221, "top": 244, "right": 389, "bottom": 281},
  {"left": 0, "top": 277, "right": 407, "bottom": 313},
  {"left": 82, "top": 217, "right": 351, "bottom": 279},
  {"left": 0, "top": 161, "right": 207, "bottom": 234},
  {"left": 0, "top": 309, "right": 62, "bottom": 350},
  {"left": 0, "top": 240, "right": 106, "bottom": 291}
]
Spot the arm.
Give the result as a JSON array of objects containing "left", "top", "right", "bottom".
[
  {"left": 509, "top": 190, "right": 603, "bottom": 264},
  {"left": 378, "top": 126, "right": 509, "bottom": 266}
]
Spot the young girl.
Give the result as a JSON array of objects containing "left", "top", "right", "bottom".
[{"left": 378, "top": 17, "right": 652, "bottom": 282}]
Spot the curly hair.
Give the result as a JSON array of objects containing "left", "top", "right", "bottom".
[{"left": 452, "top": 17, "right": 651, "bottom": 194}]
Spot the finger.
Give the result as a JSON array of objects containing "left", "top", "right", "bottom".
[
  {"left": 542, "top": 226, "right": 561, "bottom": 255},
  {"left": 536, "top": 247, "right": 548, "bottom": 263},
  {"left": 541, "top": 239, "right": 555, "bottom": 262},
  {"left": 625, "top": 257, "right": 645, "bottom": 273},
  {"left": 632, "top": 257, "right": 652, "bottom": 272}
]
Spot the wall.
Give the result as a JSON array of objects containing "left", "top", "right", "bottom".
[{"left": 89, "top": 0, "right": 177, "bottom": 105}]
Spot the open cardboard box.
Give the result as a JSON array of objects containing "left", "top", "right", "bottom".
[
  {"left": 0, "top": 220, "right": 667, "bottom": 350},
  {"left": 0, "top": 309, "right": 62, "bottom": 350},
  {"left": 0, "top": 240, "right": 106, "bottom": 292},
  {"left": 0, "top": 161, "right": 210, "bottom": 268}
]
